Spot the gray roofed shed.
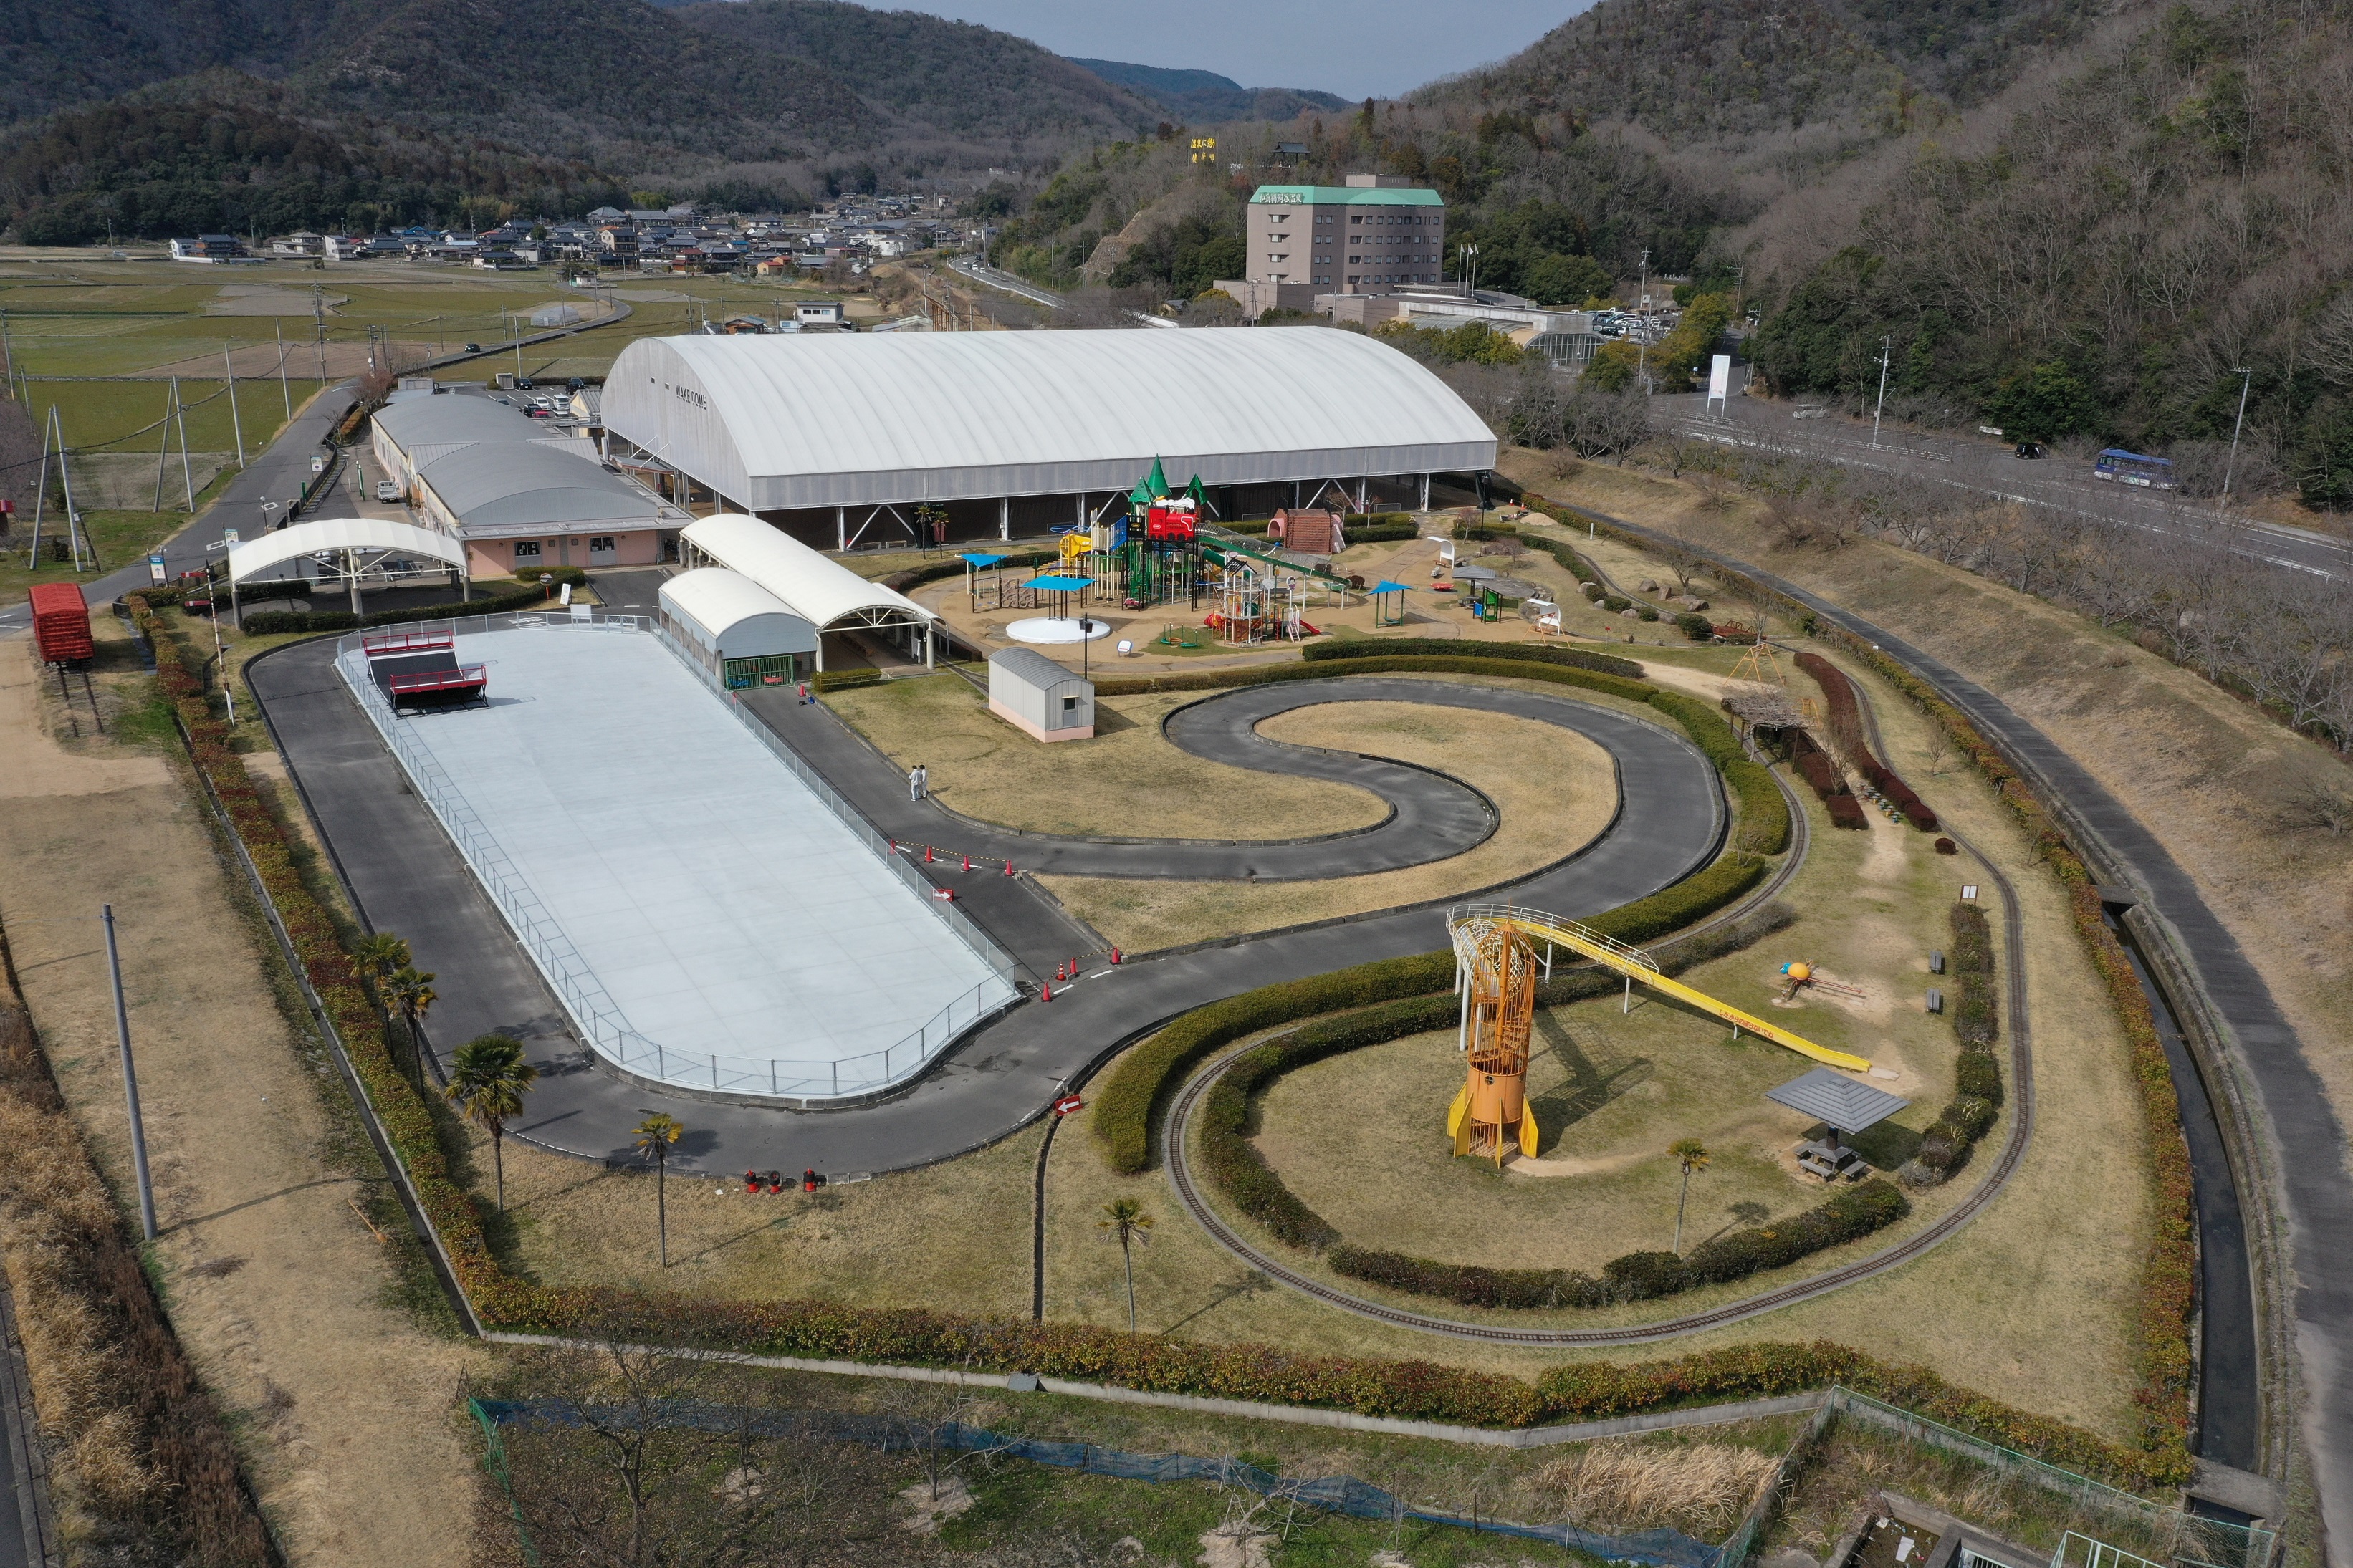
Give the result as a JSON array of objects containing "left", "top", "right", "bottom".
[{"left": 988, "top": 646, "right": 1093, "bottom": 743}]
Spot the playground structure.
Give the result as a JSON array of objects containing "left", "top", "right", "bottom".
[
  {"left": 1778, "top": 960, "right": 1868, "bottom": 1003},
  {"left": 1447, "top": 902, "right": 1874, "bottom": 1073},
  {"left": 1207, "top": 557, "right": 1318, "bottom": 645},
  {"left": 1444, "top": 910, "right": 1543, "bottom": 1165}
]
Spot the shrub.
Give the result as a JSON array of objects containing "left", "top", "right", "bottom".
[
  {"left": 1796, "top": 753, "right": 1845, "bottom": 798},
  {"left": 1091, "top": 953, "right": 1456, "bottom": 1174},
  {"left": 236, "top": 579, "right": 570, "bottom": 635},
  {"left": 1330, "top": 1182, "right": 1908, "bottom": 1309},
  {"left": 1601, "top": 595, "right": 1631, "bottom": 612},
  {"left": 1636, "top": 604, "right": 1659, "bottom": 622},
  {"left": 1902, "top": 799, "right": 1940, "bottom": 831},
  {"left": 1583, "top": 583, "right": 1606, "bottom": 602},
  {"left": 1675, "top": 612, "right": 1713, "bottom": 640},
  {"left": 1096, "top": 655, "right": 1656, "bottom": 706},
  {"left": 814, "top": 668, "right": 883, "bottom": 693},
  {"left": 1583, "top": 853, "right": 1766, "bottom": 946},
  {"left": 1955, "top": 1051, "right": 2003, "bottom": 1105},
  {"left": 1934, "top": 836, "right": 1957, "bottom": 855},
  {"left": 1302, "top": 640, "right": 1641, "bottom": 678},
  {"left": 1711, "top": 622, "right": 1757, "bottom": 643},
  {"left": 1826, "top": 796, "right": 1869, "bottom": 829},
  {"left": 1725, "top": 759, "right": 1791, "bottom": 855}
]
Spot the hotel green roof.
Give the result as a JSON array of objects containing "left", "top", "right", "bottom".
[{"left": 1250, "top": 185, "right": 1445, "bottom": 206}]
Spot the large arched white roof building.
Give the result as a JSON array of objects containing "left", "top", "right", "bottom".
[{"left": 603, "top": 328, "right": 1496, "bottom": 547}]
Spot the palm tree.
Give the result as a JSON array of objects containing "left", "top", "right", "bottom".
[
  {"left": 353, "top": 931, "right": 411, "bottom": 986},
  {"left": 1670, "top": 1138, "right": 1712, "bottom": 1254},
  {"left": 444, "top": 1036, "right": 537, "bottom": 1213},
  {"left": 383, "top": 967, "right": 438, "bottom": 1086},
  {"left": 1097, "top": 1198, "right": 1155, "bottom": 1332},
  {"left": 633, "top": 1114, "right": 685, "bottom": 1267}
]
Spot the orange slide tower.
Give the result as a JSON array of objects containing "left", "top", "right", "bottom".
[{"left": 1445, "top": 913, "right": 1542, "bottom": 1165}]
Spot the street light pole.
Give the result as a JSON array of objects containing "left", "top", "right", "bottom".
[
  {"left": 2218, "top": 366, "right": 2253, "bottom": 519},
  {"left": 1871, "top": 336, "right": 1892, "bottom": 451},
  {"left": 102, "top": 905, "right": 158, "bottom": 1243}
]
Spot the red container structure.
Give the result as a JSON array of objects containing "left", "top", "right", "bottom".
[{"left": 28, "top": 583, "right": 94, "bottom": 667}]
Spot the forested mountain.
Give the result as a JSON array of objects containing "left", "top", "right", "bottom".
[
  {"left": 1068, "top": 60, "right": 1348, "bottom": 125},
  {"left": 1750, "top": 4, "right": 2353, "bottom": 507},
  {"left": 1002, "top": 0, "right": 2117, "bottom": 309},
  {"left": 0, "top": 0, "right": 1161, "bottom": 242}
]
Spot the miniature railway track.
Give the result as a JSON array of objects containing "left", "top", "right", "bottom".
[{"left": 1158, "top": 695, "right": 2036, "bottom": 1345}]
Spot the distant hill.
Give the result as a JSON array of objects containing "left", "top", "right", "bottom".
[
  {"left": 0, "top": 0, "right": 1169, "bottom": 243},
  {"left": 1068, "top": 59, "right": 1348, "bottom": 125}
]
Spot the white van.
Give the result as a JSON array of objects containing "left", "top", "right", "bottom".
[{"left": 375, "top": 478, "right": 401, "bottom": 503}]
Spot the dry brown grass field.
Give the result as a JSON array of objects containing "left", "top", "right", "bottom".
[
  {"left": 827, "top": 675, "right": 1386, "bottom": 840},
  {"left": 0, "top": 618, "right": 481, "bottom": 1568}
]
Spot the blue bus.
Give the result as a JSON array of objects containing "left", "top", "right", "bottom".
[{"left": 2092, "top": 449, "right": 2178, "bottom": 490}]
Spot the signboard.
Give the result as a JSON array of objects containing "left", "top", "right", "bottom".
[
  {"left": 222, "top": 529, "right": 239, "bottom": 548},
  {"left": 148, "top": 554, "right": 168, "bottom": 585},
  {"left": 1707, "top": 354, "right": 1732, "bottom": 402},
  {"left": 1189, "top": 135, "right": 1217, "bottom": 165}
]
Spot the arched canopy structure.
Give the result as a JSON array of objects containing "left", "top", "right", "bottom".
[
  {"left": 605, "top": 328, "right": 1497, "bottom": 517},
  {"left": 679, "top": 513, "right": 935, "bottom": 671},
  {"left": 656, "top": 567, "right": 818, "bottom": 690},
  {"left": 226, "top": 517, "right": 465, "bottom": 583}
]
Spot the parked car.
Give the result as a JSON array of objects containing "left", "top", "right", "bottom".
[
  {"left": 462, "top": 341, "right": 482, "bottom": 353},
  {"left": 375, "top": 478, "right": 401, "bottom": 502}
]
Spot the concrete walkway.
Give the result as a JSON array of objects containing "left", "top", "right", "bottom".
[{"left": 246, "top": 630, "right": 1722, "bottom": 1177}]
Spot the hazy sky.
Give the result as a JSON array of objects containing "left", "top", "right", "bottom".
[{"left": 916, "top": 0, "right": 1585, "bottom": 100}]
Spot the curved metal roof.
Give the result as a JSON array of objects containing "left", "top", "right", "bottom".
[
  {"left": 605, "top": 328, "right": 1497, "bottom": 511},
  {"left": 658, "top": 567, "right": 815, "bottom": 650},
  {"left": 416, "top": 443, "right": 681, "bottom": 533},
  {"left": 226, "top": 517, "right": 464, "bottom": 582},
  {"left": 682, "top": 514, "right": 935, "bottom": 630},
  {"left": 372, "top": 394, "right": 542, "bottom": 452}
]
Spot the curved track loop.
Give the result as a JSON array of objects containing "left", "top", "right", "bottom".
[{"left": 1156, "top": 683, "right": 2038, "bottom": 1345}]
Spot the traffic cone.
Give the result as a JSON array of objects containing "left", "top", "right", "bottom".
[
  {"left": 924, "top": 845, "right": 934, "bottom": 863},
  {"left": 1004, "top": 860, "right": 1015, "bottom": 876},
  {"left": 962, "top": 853, "right": 972, "bottom": 872},
  {"left": 1111, "top": 947, "right": 1122, "bottom": 965},
  {"left": 888, "top": 838, "right": 898, "bottom": 854},
  {"left": 1040, "top": 981, "right": 1053, "bottom": 1001}
]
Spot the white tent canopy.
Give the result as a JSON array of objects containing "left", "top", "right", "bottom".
[
  {"left": 658, "top": 568, "right": 817, "bottom": 660},
  {"left": 605, "top": 328, "right": 1497, "bottom": 512},
  {"left": 679, "top": 514, "right": 934, "bottom": 671},
  {"left": 226, "top": 517, "right": 465, "bottom": 583}
]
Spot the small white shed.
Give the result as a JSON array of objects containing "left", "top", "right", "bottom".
[
  {"left": 988, "top": 646, "right": 1093, "bottom": 742},
  {"left": 658, "top": 567, "right": 818, "bottom": 690}
]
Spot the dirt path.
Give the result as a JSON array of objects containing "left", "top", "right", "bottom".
[{"left": 0, "top": 633, "right": 480, "bottom": 1567}]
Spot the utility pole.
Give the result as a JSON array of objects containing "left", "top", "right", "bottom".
[
  {"left": 275, "top": 320, "right": 292, "bottom": 421},
  {"left": 513, "top": 313, "right": 524, "bottom": 382},
  {"left": 223, "top": 340, "right": 245, "bottom": 468},
  {"left": 2218, "top": 366, "right": 2254, "bottom": 519},
  {"left": 1636, "top": 247, "right": 1652, "bottom": 393},
  {"left": 312, "top": 284, "right": 327, "bottom": 382},
  {"left": 103, "top": 905, "right": 158, "bottom": 1243},
  {"left": 1871, "top": 336, "right": 1892, "bottom": 451}
]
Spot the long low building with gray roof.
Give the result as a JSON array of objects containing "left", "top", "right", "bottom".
[{"left": 371, "top": 389, "right": 689, "bottom": 577}]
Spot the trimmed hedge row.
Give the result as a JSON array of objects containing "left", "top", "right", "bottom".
[
  {"left": 1911, "top": 903, "right": 2006, "bottom": 1188},
  {"left": 1826, "top": 797, "right": 1870, "bottom": 831},
  {"left": 1094, "top": 850, "right": 1773, "bottom": 1178},
  {"left": 1797, "top": 651, "right": 1939, "bottom": 832},
  {"left": 1093, "top": 655, "right": 1654, "bottom": 705},
  {"left": 1302, "top": 639, "right": 1642, "bottom": 678},
  {"left": 1535, "top": 1342, "right": 2165, "bottom": 1487},
  {"left": 813, "top": 668, "right": 883, "bottom": 693},
  {"left": 242, "top": 579, "right": 566, "bottom": 635},
  {"left": 1329, "top": 1180, "right": 1909, "bottom": 1308},
  {"left": 1515, "top": 495, "right": 2195, "bottom": 1478}
]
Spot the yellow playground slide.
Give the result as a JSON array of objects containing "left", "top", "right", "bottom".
[{"left": 1458, "top": 903, "right": 1873, "bottom": 1073}]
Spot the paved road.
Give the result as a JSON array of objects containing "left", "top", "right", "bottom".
[
  {"left": 948, "top": 256, "right": 1066, "bottom": 312},
  {"left": 1584, "top": 509, "right": 2333, "bottom": 1516},
  {"left": 1667, "top": 393, "right": 2349, "bottom": 582},
  {"left": 0, "top": 380, "right": 360, "bottom": 633},
  {"left": 246, "top": 632, "right": 1722, "bottom": 1178}
]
